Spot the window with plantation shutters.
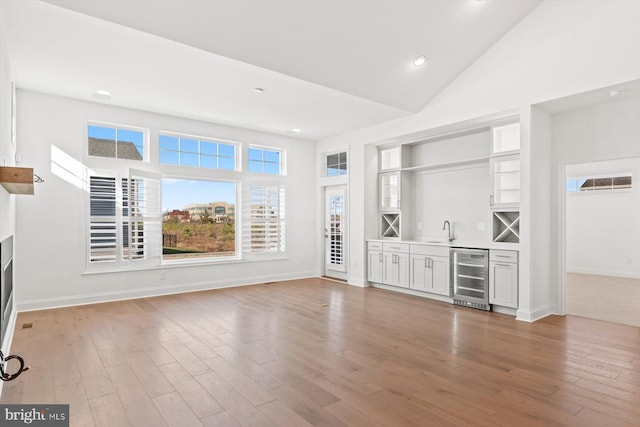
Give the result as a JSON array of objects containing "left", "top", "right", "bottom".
[
  {"left": 88, "top": 170, "right": 161, "bottom": 269},
  {"left": 89, "top": 176, "right": 118, "bottom": 263},
  {"left": 243, "top": 185, "right": 285, "bottom": 254}
]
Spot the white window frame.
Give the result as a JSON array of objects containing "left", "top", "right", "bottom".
[
  {"left": 325, "top": 150, "right": 348, "bottom": 177},
  {"left": 85, "top": 168, "right": 161, "bottom": 272},
  {"left": 158, "top": 131, "right": 240, "bottom": 171},
  {"left": 247, "top": 145, "right": 286, "bottom": 176},
  {"left": 160, "top": 176, "right": 240, "bottom": 265},
  {"left": 87, "top": 121, "right": 148, "bottom": 162},
  {"left": 242, "top": 182, "right": 287, "bottom": 258}
]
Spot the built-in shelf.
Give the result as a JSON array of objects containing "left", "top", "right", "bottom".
[
  {"left": 401, "top": 156, "right": 490, "bottom": 173},
  {"left": 381, "top": 213, "right": 400, "bottom": 239},
  {"left": 0, "top": 167, "right": 34, "bottom": 195},
  {"left": 493, "top": 211, "right": 520, "bottom": 243}
]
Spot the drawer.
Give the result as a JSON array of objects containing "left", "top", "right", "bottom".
[
  {"left": 368, "top": 241, "right": 383, "bottom": 251},
  {"left": 410, "top": 244, "right": 449, "bottom": 258},
  {"left": 382, "top": 242, "right": 410, "bottom": 253},
  {"left": 490, "top": 249, "right": 518, "bottom": 263}
]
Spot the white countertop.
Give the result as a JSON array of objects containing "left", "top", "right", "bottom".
[{"left": 368, "top": 238, "right": 519, "bottom": 251}]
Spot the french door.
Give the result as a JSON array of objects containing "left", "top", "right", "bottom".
[{"left": 324, "top": 186, "right": 347, "bottom": 279}]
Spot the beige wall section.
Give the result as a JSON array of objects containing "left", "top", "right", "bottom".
[{"left": 317, "top": 0, "right": 640, "bottom": 321}]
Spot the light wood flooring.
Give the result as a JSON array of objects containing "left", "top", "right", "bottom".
[
  {"left": 567, "top": 273, "right": 640, "bottom": 328},
  {"left": 2, "top": 278, "right": 640, "bottom": 426}
]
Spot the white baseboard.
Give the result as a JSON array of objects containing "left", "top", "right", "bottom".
[
  {"left": 492, "top": 305, "right": 517, "bottom": 317},
  {"left": 516, "top": 303, "right": 557, "bottom": 322},
  {"left": 16, "top": 271, "right": 317, "bottom": 312},
  {"left": 347, "top": 277, "right": 368, "bottom": 287},
  {"left": 567, "top": 268, "right": 640, "bottom": 280}
]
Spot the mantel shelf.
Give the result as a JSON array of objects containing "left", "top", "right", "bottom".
[
  {"left": 0, "top": 167, "right": 35, "bottom": 195},
  {"left": 402, "top": 156, "right": 490, "bottom": 173}
]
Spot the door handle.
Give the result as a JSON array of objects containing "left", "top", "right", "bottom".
[{"left": 379, "top": 253, "right": 383, "bottom": 263}]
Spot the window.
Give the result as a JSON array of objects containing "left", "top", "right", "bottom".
[
  {"left": 88, "top": 124, "right": 145, "bottom": 161},
  {"left": 162, "top": 179, "right": 236, "bottom": 261},
  {"left": 326, "top": 151, "right": 347, "bottom": 176},
  {"left": 566, "top": 174, "right": 632, "bottom": 192},
  {"left": 159, "top": 133, "right": 237, "bottom": 170},
  {"left": 248, "top": 147, "right": 282, "bottom": 175},
  {"left": 88, "top": 170, "right": 161, "bottom": 268},
  {"left": 243, "top": 185, "right": 285, "bottom": 254}
]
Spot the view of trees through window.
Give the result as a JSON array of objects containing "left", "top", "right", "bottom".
[{"left": 161, "top": 179, "right": 236, "bottom": 260}]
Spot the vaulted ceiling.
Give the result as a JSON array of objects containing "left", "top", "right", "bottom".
[{"left": 7, "top": 0, "right": 541, "bottom": 140}]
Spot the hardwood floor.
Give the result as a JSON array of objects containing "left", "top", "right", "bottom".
[{"left": 2, "top": 278, "right": 640, "bottom": 426}]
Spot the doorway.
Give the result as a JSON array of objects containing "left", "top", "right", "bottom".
[
  {"left": 324, "top": 186, "right": 347, "bottom": 280},
  {"left": 564, "top": 158, "right": 640, "bottom": 327}
]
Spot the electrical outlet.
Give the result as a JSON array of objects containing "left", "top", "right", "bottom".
[{"left": 477, "top": 222, "right": 486, "bottom": 232}]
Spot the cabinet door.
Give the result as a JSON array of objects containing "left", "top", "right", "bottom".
[
  {"left": 368, "top": 251, "right": 383, "bottom": 283},
  {"left": 395, "top": 252, "right": 410, "bottom": 288},
  {"left": 489, "top": 262, "right": 518, "bottom": 308},
  {"left": 410, "top": 254, "right": 429, "bottom": 291},
  {"left": 383, "top": 253, "right": 396, "bottom": 285},
  {"left": 379, "top": 171, "right": 400, "bottom": 211},
  {"left": 429, "top": 256, "right": 451, "bottom": 296}
]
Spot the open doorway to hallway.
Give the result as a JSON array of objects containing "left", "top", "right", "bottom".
[{"left": 565, "top": 158, "right": 640, "bottom": 327}]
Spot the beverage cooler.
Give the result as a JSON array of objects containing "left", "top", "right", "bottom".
[{"left": 451, "top": 248, "right": 490, "bottom": 311}]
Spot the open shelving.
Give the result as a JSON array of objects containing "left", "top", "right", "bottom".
[{"left": 381, "top": 213, "right": 400, "bottom": 238}]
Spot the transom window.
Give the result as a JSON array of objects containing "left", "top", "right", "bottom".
[
  {"left": 159, "top": 133, "right": 237, "bottom": 170},
  {"left": 248, "top": 147, "right": 282, "bottom": 175},
  {"left": 326, "top": 151, "right": 347, "bottom": 176},
  {"left": 566, "top": 174, "right": 632, "bottom": 192},
  {"left": 88, "top": 124, "right": 145, "bottom": 161}
]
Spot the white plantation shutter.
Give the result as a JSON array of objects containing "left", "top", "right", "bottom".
[
  {"left": 243, "top": 184, "right": 285, "bottom": 254},
  {"left": 89, "top": 175, "right": 118, "bottom": 263},
  {"left": 88, "top": 169, "right": 161, "bottom": 269},
  {"left": 128, "top": 169, "right": 162, "bottom": 265}
]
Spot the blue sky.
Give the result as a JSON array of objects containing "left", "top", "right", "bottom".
[{"left": 162, "top": 179, "right": 236, "bottom": 212}]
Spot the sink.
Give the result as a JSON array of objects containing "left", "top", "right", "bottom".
[{"left": 423, "top": 239, "right": 450, "bottom": 244}]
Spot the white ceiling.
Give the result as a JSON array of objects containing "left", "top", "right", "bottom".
[{"left": 6, "top": 0, "right": 541, "bottom": 140}]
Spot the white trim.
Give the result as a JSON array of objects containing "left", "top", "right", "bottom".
[
  {"left": 17, "top": 271, "right": 317, "bottom": 312},
  {"left": 347, "top": 278, "right": 368, "bottom": 287},
  {"left": 516, "top": 303, "right": 557, "bottom": 322},
  {"left": 492, "top": 305, "right": 517, "bottom": 317}
]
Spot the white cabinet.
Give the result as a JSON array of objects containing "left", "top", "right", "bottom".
[
  {"left": 379, "top": 171, "right": 400, "bottom": 211},
  {"left": 382, "top": 242, "right": 409, "bottom": 288},
  {"left": 490, "top": 154, "right": 520, "bottom": 208},
  {"left": 368, "top": 250, "right": 383, "bottom": 284},
  {"left": 489, "top": 250, "right": 518, "bottom": 308},
  {"left": 410, "top": 254, "right": 450, "bottom": 296},
  {"left": 490, "top": 122, "right": 520, "bottom": 210},
  {"left": 409, "top": 244, "right": 450, "bottom": 296}
]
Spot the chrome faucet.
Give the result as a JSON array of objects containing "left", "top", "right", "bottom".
[{"left": 442, "top": 220, "right": 454, "bottom": 242}]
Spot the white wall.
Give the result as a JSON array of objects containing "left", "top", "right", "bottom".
[
  {"left": 552, "top": 95, "right": 640, "bottom": 284},
  {"left": 316, "top": 0, "right": 640, "bottom": 321},
  {"left": 15, "top": 90, "right": 318, "bottom": 311},
  {"left": 412, "top": 165, "right": 490, "bottom": 241},
  {"left": 565, "top": 159, "right": 640, "bottom": 278}
]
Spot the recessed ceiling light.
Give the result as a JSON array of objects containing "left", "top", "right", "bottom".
[
  {"left": 253, "top": 87, "right": 265, "bottom": 94},
  {"left": 412, "top": 55, "right": 427, "bottom": 67},
  {"left": 92, "top": 90, "right": 111, "bottom": 100},
  {"left": 291, "top": 128, "right": 302, "bottom": 133}
]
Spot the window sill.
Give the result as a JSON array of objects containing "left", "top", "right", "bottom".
[{"left": 82, "top": 254, "right": 289, "bottom": 275}]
